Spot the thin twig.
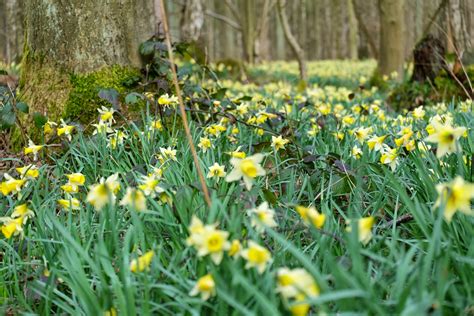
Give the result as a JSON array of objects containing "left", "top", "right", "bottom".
[{"left": 159, "top": 0, "right": 212, "bottom": 208}]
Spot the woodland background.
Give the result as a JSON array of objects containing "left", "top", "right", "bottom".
[{"left": 2, "top": 0, "right": 474, "bottom": 65}]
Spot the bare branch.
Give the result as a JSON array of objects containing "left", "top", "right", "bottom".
[{"left": 204, "top": 10, "right": 241, "bottom": 31}]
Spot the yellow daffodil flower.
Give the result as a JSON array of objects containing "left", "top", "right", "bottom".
[
  {"left": 120, "top": 187, "right": 147, "bottom": 211},
  {"left": 225, "top": 153, "right": 266, "bottom": 190},
  {"left": 295, "top": 205, "right": 326, "bottom": 228},
  {"left": 425, "top": 122, "right": 466, "bottom": 158},
  {"left": 346, "top": 216, "right": 375, "bottom": 245},
  {"left": 130, "top": 250, "right": 155, "bottom": 273},
  {"left": 207, "top": 163, "right": 226, "bottom": 180},
  {"left": 272, "top": 135, "right": 290, "bottom": 151},
  {"left": 434, "top": 176, "right": 474, "bottom": 222},
  {"left": 241, "top": 241, "right": 271, "bottom": 274},
  {"left": 189, "top": 274, "right": 216, "bottom": 301}
]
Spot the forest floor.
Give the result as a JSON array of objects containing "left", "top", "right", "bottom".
[{"left": 1, "top": 60, "right": 473, "bottom": 315}]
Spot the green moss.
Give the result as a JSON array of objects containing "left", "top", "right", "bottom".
[{"left": 64, "top": 65, "right": 141, "bottom": 124}]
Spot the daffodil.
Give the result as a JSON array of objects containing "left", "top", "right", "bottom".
[
  {"left": 434, "top": 176, "right": 474, "bottom": 222},
  {"left": 92, "top": 121, "right": 113, "bottom": 135},
  {"left": 1, "top": 217, "right": 24, "bottom": 239},
  {"left": 207, "top": 163, "right": 226, "bottom": 180},
  {"left": 226, "top": 153, "right": 266, "bottom": 190},
  {"left": 199, "top": 227, "right": 230, "bottom": 264},
  {"left": 412, "top": 106, "right": 425, "bottom": 119},
  {"left": 138, "top": 174, "right": 163, "bottom": 197},
  {"left": 277, "top": 267, "right": 319, "bottom": 299},
  {"left": 346, "top": 216, "right": 375, "bottom": 245},
  {"left": 0, "top": 174, "right": 26, "bottom": 196},
  {"left": 295, "top": 205, "right": 326, "bottom": 228},
  {"left": 351, "top": 145, "right": 362, "bottom": 159},
  {"left": 61, "top": 183, "right": 79, "bottom": 194},
  {"left": 120, "top": 187, "right": 147, "bottom": 211},
  {"left": 353, "top": 127, "right": 372, "bottom": 144},
  {"left": 11, "top": 204, "right": 35, "bottom": 223},
  {"left": 16, "top": 165, "right": 39, "bottom": 179},
  {"left": 227, "top": 146, "right": 246, "bottom": 159},
  {"left": 187, "top": 218, "right": 230, "bottom": 264},
  {"left": 272, "top": 135, "right": 290, "bottom": 151},
  {"left": 367, "top": 135, "right": 387, "bottom": 152},
  {"left": 159, "top": 147, "right": 177, "bottom": 162},
  {"left": 97, "top": 106, "right": 115, "bottom": 124},
  {"left": 105, "top": 173, "right": 121, "bottom": 194},
  {"left": 228, "top": 239, "right": 242, "bottom": 258},
  {"left": 241, "top": 241, "right": 271, "bottom": 274},
  {"left": 186, "top": 215, "right": 205, "bottom": 247},
  {"left": 57, "top": 120, "right": 75, "bottom": 141},
  {"left": 43, "top": 121, "right": 57, "bottom": 135},
  {"left": 380, "top": 146, "right": 399, "bottom": 171},
  {"left": 130, "top": 250, "right": 154, "bottom": 273},
  {"left": 24, "top": 140, "right": 43, "bottom": 161},
  {"left": 247, "top": 202, "right": 277, "bottom": 233},
  {"left": 66, "top": 173, "right": 86, "bottom": 187},
  {"left": 158, "top": 93, "right": 178, "bottom": 106},
  {"left": 87, "top": 174, "right": 121, "bottom": 211},
  {"left": 1, "top": 204, "right": 34, "bottom": 239},
  {"left": 58, "top": 198, "right": 81, "bottom": 210},
  {"left": 198, "top": 137, "right": 212, "bottom": 152},
  {"left": 425, "top": 122, "right": 466, "bottom": 158},
  {"left": 189, "top": 274, "right": 216, "bottom": 301},
  {"left": 150, "top": 119, "right": 163, "bottom": 131},
  {"left": 108, "top": 130, "right": 127, "bottom": 149}
]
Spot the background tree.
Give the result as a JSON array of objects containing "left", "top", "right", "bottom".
[
  {"left": 180, "top": 0, "right": 204, "bottom": 43},
  {"left": 276, "top": 0, "right": 307, "bottom": 81},
  {"left": 377, "top": 0, "right": 405, "bottom": 79},
  {"left": 0, "top": 0, "right": 24, "bottom": 64}
]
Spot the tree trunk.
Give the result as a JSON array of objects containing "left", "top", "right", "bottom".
[
  {"left": 180, "top": 0, "right": 204, "bottom": 42},
  {"left": 352, "top": 0, "right": 378, "bottom": 59},
  {"left": 378, "top": 0, "right": 405, "bottom": 79},
  {"left": 447, "top": 0, "right": 470, "bottom": 53},
  {"left": 1, "top": 0, "right": 24, "bottom": 64},
  {"left": 276, "top": 0, "right": 307, "bottom": 81},
  {"left": 21, "top": 0, "right": 158, "bottom": 122}
]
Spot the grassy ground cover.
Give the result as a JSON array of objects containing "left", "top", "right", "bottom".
[{"left": 1, "top": 60, "right": 473, "bottom": 315}]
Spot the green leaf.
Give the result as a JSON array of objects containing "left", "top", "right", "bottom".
[
  {"left": 125, "top": 92, "right": 142, "bottom": 105},
  {"left": 262, "top": 188, "right": 278, "bottom": 206},
  {"left": 33, "top": 112, "right": 48, "bottom": 128},
  {"left": 211, "top": 88, "right": 227, "bottom": 100},
  {"left": 98, "top": 88, "right": 120, "bottom": 110},
  {"left": 16, "top": 102, "right": 29, "bottom": 113},
  {"left": 1, "top": 107, "right": 16, "bottom": 127}
]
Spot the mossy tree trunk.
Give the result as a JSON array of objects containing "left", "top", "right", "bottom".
[{"left": 21, "top": 0, "right": 160, "bottom": 121}]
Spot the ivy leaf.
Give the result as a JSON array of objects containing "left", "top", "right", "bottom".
[
  {"left": 16, "top": 102, "right": 29, "bottom": 113},
  {"left": 125, "top": 92, "right": 142, "bottom": 105},
  {"left": 98, "top": 88, "right": 120, "bottom": 110},
  {"left": 1, "top": 109, "right": 16, "bottom": 128}
]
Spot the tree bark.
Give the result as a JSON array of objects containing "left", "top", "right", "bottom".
[
  {"left": 378, "top": 0, "right": 405, "bottom": 79},
  {"left": 276, "top": 0, "right": 306, "bottom": 81},
  {"left": 447, "top": 0, "right": 470, "bottom": 53},
  {"left": 1, "top": 0, "right": 24, "bottom": 64},
  {"left": 352, "top": 0, "right": 378, "bottom": 59},
  {"left": 22, "top": 0, "right": 158, "bottom": 120},
  {"left": 180, "top": 0, "right": 204, "bottom": 42}
]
